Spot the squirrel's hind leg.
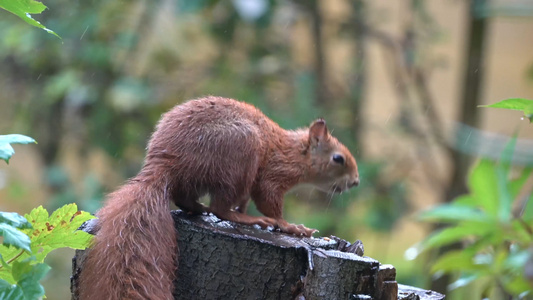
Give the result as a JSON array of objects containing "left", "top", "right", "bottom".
[
  {"left": 209, "top": 193, "right": 276, "bottom": 229},
  {"left": 173, "top": 190, "right": 209, "bottom": 215}
]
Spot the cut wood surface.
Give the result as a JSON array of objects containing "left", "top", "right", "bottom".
[{"left": 71, "top": 210, "right": 444, "bottom": 300}]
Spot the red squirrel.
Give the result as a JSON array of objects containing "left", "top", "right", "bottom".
[{"left": 79, "top": 96, "right": 359, "bottom": 299}]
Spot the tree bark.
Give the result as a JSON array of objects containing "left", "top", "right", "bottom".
[{"left": 72, "top": 211, "right": 444, "bottom": 300}]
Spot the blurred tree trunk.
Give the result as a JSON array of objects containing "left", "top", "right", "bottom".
[
  {"left": 308, "top": 0, "right": 328, "bottom": 107},
  {"left": 35, "top": 99, "right": 65, "bottom": 165},
  {"left": 431, "top": 0, "right": 489, "bottom": 293},
  {"left": 349, "top": 0, "right": 367, "bottom": 150}
]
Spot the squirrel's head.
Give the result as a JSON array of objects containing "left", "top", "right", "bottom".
[{"left": 305, "top": 119, "right": 359, "bottom": 194}]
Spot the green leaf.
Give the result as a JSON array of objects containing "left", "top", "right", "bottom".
[
  {"left": 0, "top": 134, "right": 36, "bottom": 164},
  {"left": 511, "top": 219, "right": 533, "bottom": 243},
  {"left": 509, "top": 168, "right": 532, "bottom": 201},
  {"left": 496, "top": 137, "right": 519, "bottom": 222},
  {"left": 0, "top": 0, "right": 60, "bottom": 39},
  {"left": 0, "top": 253, "right": 16, "bottom": 285},
  {"left": 454, "top": 195, "right": 477, "bottom": 207},
  {"left": 0, "top": 241, "right": 31, "bottom": 268},
  {"left": 0, "top": 279, "right": 24, "bottom": 300},
  {"left": 521, "top": 196, "right": 533, "bottom": 221},
  {"left": 0, "top": 253, "right": 15, "bottom": 284},
  {"left": 504, "top": 249, "right": 530, "bottom": 270},
  {"left": 24, "top": 204, "right": 94, "bottom": 262},
  {"left": 0, "top": 212, "right": 32, "bottom": 230},
  {"left": 0, "top": 245, "right": 29, "bottom": 283},
  {"left": 480, "top": 98, "right": 533, "bottom": 111},
  {"left": 418, "top": 204, "right": 489, "bottom": 223},
  {"left": 0, "top": 268, "right": 15, "bottom": 286},
  {"left": 499, "top": 136, "right": 517, "bottom": 171},
  {"left": 0, "top": 205, "right": 93, "bottom": 299},
  {"left": 448, "top": 272, "right": 480, "bottom": 290},
  {"left": 11, "top": 259, "right": 49, "bottom": 300},
  {"left": 0, "top": 224, "right": 31, "bottom": 252},
  {"left": 468, "top": 160, "right": 499, "bottom": 217},
  {"left": 503, "top": 276, "right": 532, "bottom": 297},
  {"left": 496, "top": 167, "right": 512, "bottom": 223},
  {"left": 431, "top": 249, "right": 481, "bottom": 273},
  {"left": 0, "top": 257, "right": 49, "bottom": 300},
  {"left": 479, "top": 98, "right": 533, "bottom": 123},
  {"left": 420, "top": 222, "right": 494, "bottom": 251},
  {"left": 0, "top": 212, "right": 32, "bottom": 252}
]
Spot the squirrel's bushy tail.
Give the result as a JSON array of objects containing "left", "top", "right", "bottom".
[{"left": 79, "top": 175, "right": 176, "bottom": 300}]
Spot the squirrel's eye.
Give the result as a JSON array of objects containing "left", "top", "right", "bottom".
[{"left": 332, "top": 154, "right": 345, "bottom": 165}]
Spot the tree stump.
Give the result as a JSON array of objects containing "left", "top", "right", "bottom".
[{"left": 71, "top": 211, "right": 444, "bottom": 300}]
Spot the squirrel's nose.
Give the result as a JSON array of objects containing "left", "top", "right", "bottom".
[{"left": 349, "top": 178, "right": 360, "bottom": 188}]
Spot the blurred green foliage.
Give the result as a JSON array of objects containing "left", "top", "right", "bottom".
[{"left": 412, "top": 138, "right": 533, "bottom": 298}]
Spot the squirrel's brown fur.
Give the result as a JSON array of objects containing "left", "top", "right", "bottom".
[{"left": 79, "top": 96, "right": 359, "bottom": 299}]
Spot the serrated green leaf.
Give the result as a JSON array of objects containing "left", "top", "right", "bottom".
[
  {"left": 0, "top": 247, "right": 31, "bottom": 285},
  {"left": 24, "top": 204, "right": 94, "bottom": 262},
  {"left": 418, "top": 204, "right": 489, "bottom": 223},
  {"left": 0, "top": 224, "right": 31, "bottom": 252},
  {"left": 0, "top": 253, "right": 16, "bottom": 285},
  {"left": 0, "top": 0, "right": 60, "bottom": 39},
  {"left": 0, "top": 134, "right": 36, "bottom": 164},
  {"left": 469, "top": 160, "right": 499, "bottom": 217},
  {"left": 0, "top": 135, "right": 36, "bottom": 145},
  {"left": 0, "top": 242, "right": 31, "bottom": 267},
  {"left": 0, "top": 212, "right": 32, "bottom": 230},
  {"left": 24, "top": 206, "right": 49, "bottom": 232},
  {"left": 0, "top": 205, "right": 93, "bottom": 299},
  {"left": 11, "top": 259, "right": 49, "bottom": 300}
]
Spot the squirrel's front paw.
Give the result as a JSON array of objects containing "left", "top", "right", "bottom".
[
  {"left": 254, "top": 216, "right": 277, "bottom": 229},
  {"left": 279, "top": 223, "right": 318, "bottom": 237}
]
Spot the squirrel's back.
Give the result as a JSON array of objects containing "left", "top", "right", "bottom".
[
  {"left": 144, "top": 97, "right": 281, "bottom": 197},
  {"left": 149, "top": 96, "right": 278, "bottom": 156}
]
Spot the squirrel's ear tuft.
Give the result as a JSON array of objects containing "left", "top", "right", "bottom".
[{"left": 309, "top": 119, "right": 329, "bottom": 146}]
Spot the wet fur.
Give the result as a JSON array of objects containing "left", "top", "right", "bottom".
[{"left": 79, "top": 96, "right": 359, "bottom": 299}]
